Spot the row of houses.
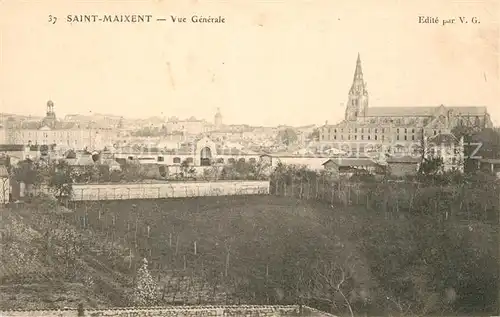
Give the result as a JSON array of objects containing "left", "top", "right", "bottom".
[{"left": 4, "top": 131, "right": 497, "bottom": 204}]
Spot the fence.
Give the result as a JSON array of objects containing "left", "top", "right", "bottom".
[
  {"left": 21, "top": 181, "right": 268, "bottom": 201},
  {"left": 270, "top": 178, "right": 369, "bottom": 207},
  {"left": 270, "top": 177, "right": 499, "bottom": 222},
  {"left": 0, "top": 305, "right": 333, "bottom": 317}
]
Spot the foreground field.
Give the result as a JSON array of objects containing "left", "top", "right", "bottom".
[{"left": 0, "top": 194, "right": 497, "bottom": 315}]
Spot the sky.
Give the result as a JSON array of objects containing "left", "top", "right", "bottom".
[{"left": 0, "top": 0, "right": 498, "bottom": 127}]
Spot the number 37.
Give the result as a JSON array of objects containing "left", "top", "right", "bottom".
[{"left": 48, "top": 15, "right": 57, "bottom": 24}]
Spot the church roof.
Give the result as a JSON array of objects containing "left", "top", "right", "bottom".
[{"left": 365, "top": 106, "right": 487, "bottom": 117}]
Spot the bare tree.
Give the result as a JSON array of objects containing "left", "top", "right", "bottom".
[{"left": 312, "top": 255, "right": 357, "bottom": 317}]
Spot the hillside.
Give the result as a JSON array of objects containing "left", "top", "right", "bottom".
[{"left": 0, "top": 194, "right": 497, "bottom": 316}]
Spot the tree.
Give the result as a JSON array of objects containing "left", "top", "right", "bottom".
[
  {"left": 418, "top": 157, "right": 444, "bottom": 177},
  {"left": 65, "top": 150, "right": 77, "bottom": 159},
  {"left": 133, "top": 258, "right": 158, "bottom": 306},
  {"left": 77, "top": 303, "right": 85, "bottom": 316},
  {"left": 277, "top": 128, "right": 298, "bottom": 146},
  {"left": 48, "top": 160, "right": 73, "bottom": 199},
  {"left": 13, "top": 159, "right": 38, "bottom": 185},
  {"left": 309, "top": 128, "right": 320, "bottom": 142},
  {"left": 180, "top": 159, "right": 196, "bottom": 180}
]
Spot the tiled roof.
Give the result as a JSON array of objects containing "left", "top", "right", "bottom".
[
  {"left": 365, "top": 106, "right": 487, "bottom": 117},
  {"left": 365, "top": 107, "right": 436, "bottom": 117},
  {"left": 13, "top": 120, "right": 113, "bottom": 130},
  {"left": 323, "top": 157, "right": 379, "bottom": 167}
]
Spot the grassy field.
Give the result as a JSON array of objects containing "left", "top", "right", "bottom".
[{"left": 0, "top": 194, "right": 497, "bottom": 315}]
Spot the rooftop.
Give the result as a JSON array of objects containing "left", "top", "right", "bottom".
[
  {"left": 365, "top": 105, "right": 487, "bottom": 117},
  {"left": 427, "top": 132, "right": 460, "bottom": 145}
]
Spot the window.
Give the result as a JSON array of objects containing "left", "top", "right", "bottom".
[
  {"left": 354, "top": 135, "right": 357, "bottom": 140},
  {"left": 157, "top": 156, "right": 164, "bottom": 162},
  {"left": 397, "top": 135, "right": 400, "bottom": 140},
  {"left": 334, "top": 135, "right": 337, "bottom": 140},
  {"left": 434, "top": 130, "right": 437, "bottom": 135},
  {"left": 249, "top": 158, "right": 257, "bottom": 164},
  {"left": 374, "top": 135, "right": 378, "bottom": 140},
  {"left": 228, "top": 158, "right": 236, "bottom": 164},
  {"left": 397, "top": 128, "right": 399, "bottom": 133},
  {"left": 348, "top": 135, "right": 351, "bottom": 140},
  {"left": 404, "top": 135, "right": 407, "bottom": 140},
  {"left": 238, "top": 158, "right": 245, "bottom": 163},
  {"left": 367, "top": 135, "right": 371, "bottom": 140},
  {"left": 382, "top": 135, "right": 385, "bottom": 141},
  {"left": 374, "top": 128, "right": 378, "bottom": 133},
  {"left": 412, "top": 128, "right": 415, "bottom": 133},
  {"left": 186, "top": 157, "right": 194, "bottom": 164},
  {"left": 361, "top": 135, "right": 364, "bottom": 140},
  {"left": 334, "top": 129, "right": 337, "bottom": 133},
  {"left": 412, "top": 135, "right": 415, "bottom": 140},
  {"left": 173, "top": 157, "right": 181, "bottom": 164},
  {"left": 354, "top": 128, "right": 357, "bottom": 133},
  {"left": 404, "top": 128, "right": 407, "bottom": 133}
]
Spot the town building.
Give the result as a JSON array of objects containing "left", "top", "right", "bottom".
[
  {"left": 165, "top": 116, "right": 213, "bottom": 135},
  {"left": 4, "top": 101, "right": 120, "bottom": 151},
  {"left": 322, "top": 157, "right": 386, "bottom": 177},
  {"left": 319, "top": 54, "right": 492, "bottom": 157},
  {"left": 423, "top": 132, "right": 465, "bottom": 173}
]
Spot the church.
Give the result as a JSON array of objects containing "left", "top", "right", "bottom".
[{"left": 319, "top": 54, "right": 492, "bottom": 155}]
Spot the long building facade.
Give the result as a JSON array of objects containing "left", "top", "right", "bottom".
[
  {"left": 3, "top": 101, "right": 119, "bottom": 151},
  {"left": 320, "top": 54, "right": 492, "bottom": 156}
]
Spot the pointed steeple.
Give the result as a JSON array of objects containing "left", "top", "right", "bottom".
[
  {"left": 350, "top": 53, "right": 366, "bottom": 94},
  {"left": 355, "top": 53, "right": 362, "bottom": 77},
  {"left": 345, "top": 54, "right": 369, "bottom": 121}
]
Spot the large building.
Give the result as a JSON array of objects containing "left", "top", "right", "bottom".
[
  {"left": 3, "top": 101, "right": 119, "bottom": 151},
  {"left": 320, "top": 54, "right": 492, "bottom": 155}
]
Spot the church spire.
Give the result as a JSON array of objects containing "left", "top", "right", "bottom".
[
  {"left": 345, "top": 54, "right": 369, "bottom": 121},
  {"left": 350, "top": 53, "right": 366, "bottom": 93}
]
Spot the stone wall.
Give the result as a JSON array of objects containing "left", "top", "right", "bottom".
[
  {"left": 0, "top": 305, "right": 333, "bottom": 317},
  {"left": 66, "top": 181, "right": 270, "bottom": 201}
]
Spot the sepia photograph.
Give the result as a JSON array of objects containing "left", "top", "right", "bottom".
[{"left": 0, "top": 0, "right": 498, "bottom": 316}]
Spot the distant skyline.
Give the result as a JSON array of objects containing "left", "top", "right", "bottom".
[{"left": 1, "top": 0, "right": 498, "bottom": 126}]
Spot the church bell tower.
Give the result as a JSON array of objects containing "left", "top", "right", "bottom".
[{"left": 345, "top": 53, "right": 369, "bottom": 121}]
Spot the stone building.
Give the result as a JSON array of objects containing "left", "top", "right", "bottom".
[
  {"left": 4, "top": 101, "right": 119, "bottom": 151},
  {"left": 165, "top": 116, "right": 213, "bottom": 135},
  {"left": 423, "top": 132, "right": 465, "bottom": 173},
  {"left": 319, "top": 54, "right": 492, "bottom": 156}
]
